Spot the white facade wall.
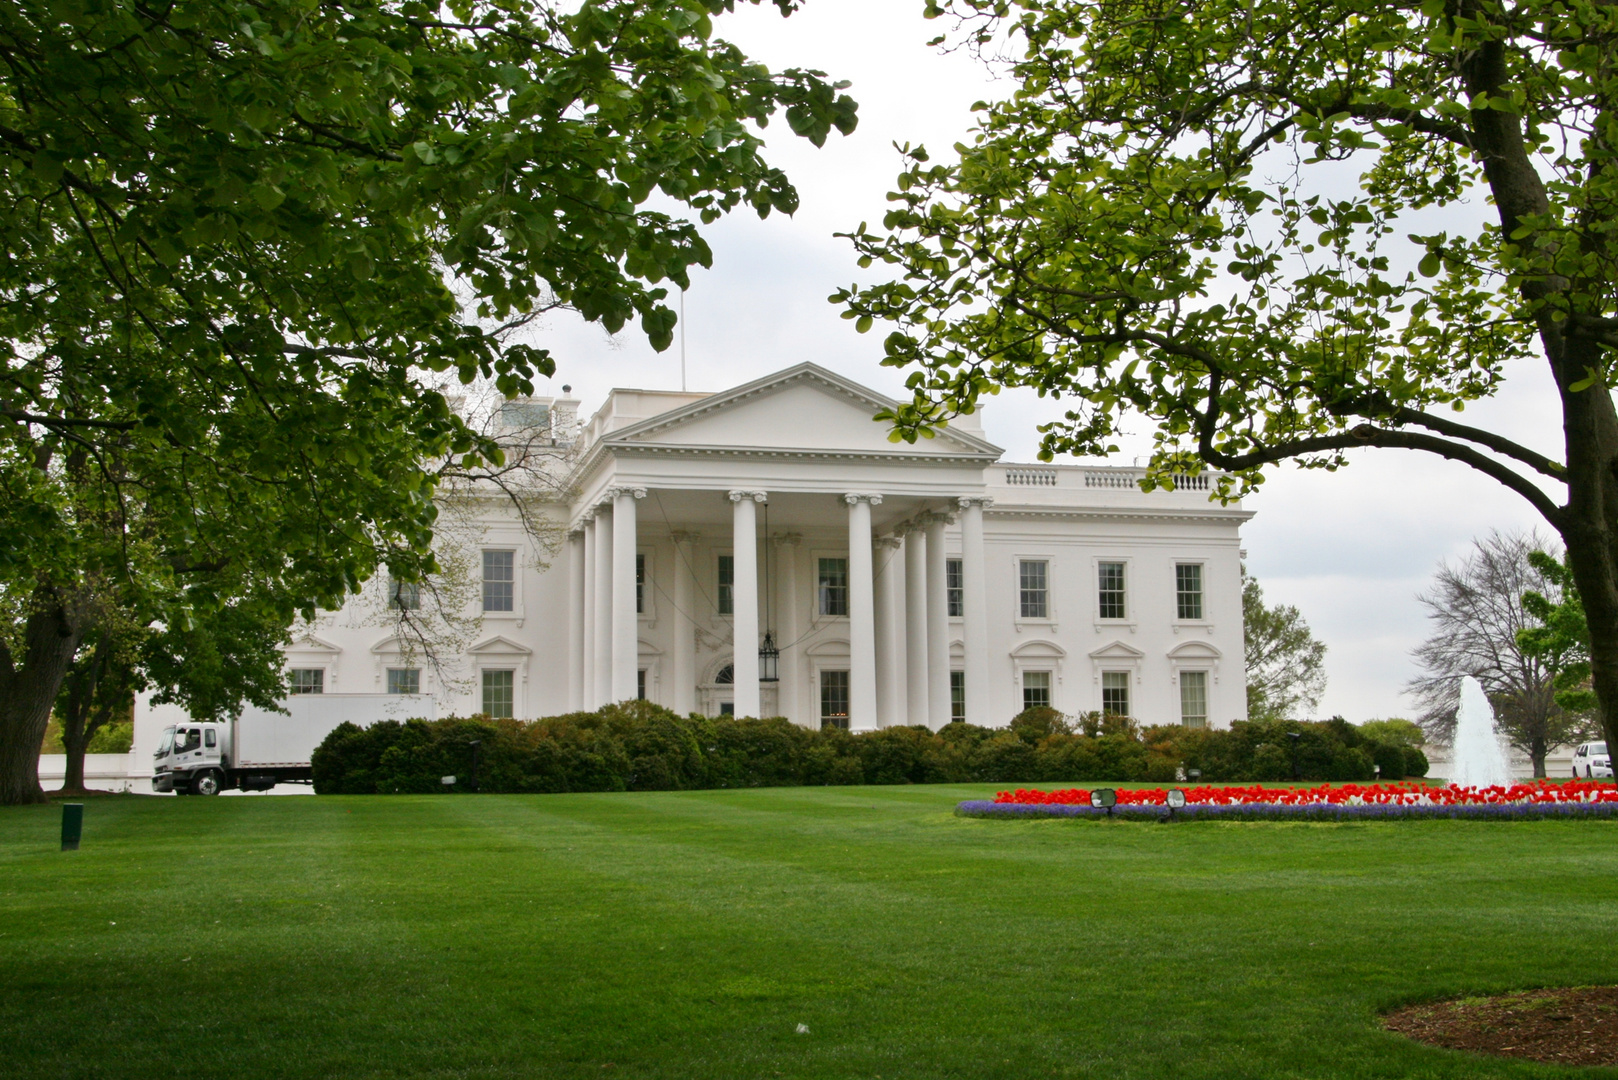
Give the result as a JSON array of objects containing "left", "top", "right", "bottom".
[{"left": 131, "top": 363, "right": 1253, "bottom": 764}]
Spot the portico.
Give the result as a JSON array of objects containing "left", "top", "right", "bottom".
[{"left": 565, "top": 364, "right": 1002, "bottom": 730}]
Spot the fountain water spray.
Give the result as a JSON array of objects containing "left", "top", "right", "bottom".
[{"left": 1447, "top": 675, "right": 1513, "bottom": 788}]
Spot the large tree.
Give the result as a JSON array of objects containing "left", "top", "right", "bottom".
[
  {"left": 1242, "top": 572, "right": 1327, "bottom": 722},
  {"left": 838, "top": 0, "right": 1618, "bottom": 757},
  {"left": 0, "top": 0, "right": 856, "bottom": 803},
  {"left": 1407, "top": 531, "right": 1591, "bottom": 775}
]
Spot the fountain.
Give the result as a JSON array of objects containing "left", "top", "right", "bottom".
[{"left": 1447, "top": 675, "right": 1514, "bottom": 788}]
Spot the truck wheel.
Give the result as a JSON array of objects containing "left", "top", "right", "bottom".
[{"left": 193, "top": 769, "right": 223, "bottom": 796}]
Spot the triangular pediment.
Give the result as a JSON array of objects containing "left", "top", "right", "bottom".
[
  {"left": 288, "top": 633, "right": 341, "bottom": 654},
  {"left": 1089, "top": 640, "right": 1146, "bottom": 661},
  {"left": 467, "top": 634, "right": 533, "bottom": 656},
  {"left": 605, "top": 363, "right": 1002, "bottom": 460}
]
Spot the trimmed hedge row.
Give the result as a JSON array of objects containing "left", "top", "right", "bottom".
[{"left": 310, "top": 702, "right": 1429, "bottom": 794}]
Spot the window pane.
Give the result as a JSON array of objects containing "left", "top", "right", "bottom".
[
  {"left": 390, "top": 577, "right": 421, "bottom": 611},
  {"left": 1019, "top": 559, "right": 1048, "bottom": 619},
  {"left": 947, "top": 558, "right": 964, "bottom": 617},
  {"left": 482, "top": 550, "right": 514, "bottom": 612},
  {"left": 1021, "top": 670, "right": 1051, "bottom": 711},
  {"left": 820, "top": 669, "right": 850, "bottom": 729},
  {"left": 289, "top": 669, "right": 324, "bottom": 695},
  {"left": 819, "top": 558, "right": 849, "bottom": 617},
  {"left": 481, "top": 669, "right": 514, "bottom": 719},
  {"left": 387, "top": 668, "right": 420, "bottom": 695},
  {"left": 717, "top": 555, "right": 734, "bottom": 615},
  {"left": 1176, "top": 563, "right": 1204, "bottom": 621},
  {"left": 1101, "top": 670, "right": 1130, "bottom": 717},
  {"left": 1180, "top": 671, "right": 1208, "bottom": 728},
  {"left": 1098, "top": 561, "right": 1126, "bottom": 619},
  {"left": 637, "top": 668, "right": 647, "bottom": 701},
  {"left": 636, "top": 553, "right": 646, "bottom": 615},
  {"left": 950, "top": 670, "right": 966, "bottom": 721}
]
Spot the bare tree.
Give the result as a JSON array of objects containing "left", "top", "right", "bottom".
[
  {"left": 1408, "top": 531, "right": 1595, "bottom": 776},
  {"left": 308, "top": 375, "right": 575, "bottom": 699}
]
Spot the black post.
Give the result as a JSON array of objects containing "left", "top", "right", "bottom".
[
  {"left": 61, "top": 803, "right": 84, "bottom": 851},
  {"left": 468, "top": 740, "right": 482, "bottom": 793}
]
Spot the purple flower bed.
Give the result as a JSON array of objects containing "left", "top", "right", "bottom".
[{"left": 956, "top": 800, "right": 1618, "bottom": 822}]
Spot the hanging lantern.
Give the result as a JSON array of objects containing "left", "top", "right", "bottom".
[{"left": 758, "top": 631, "right": 780, "bottom": 683}]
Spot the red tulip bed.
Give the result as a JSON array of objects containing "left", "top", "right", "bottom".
[{"left": 957, "top": 779, "right": 1618, "bottom": 821}]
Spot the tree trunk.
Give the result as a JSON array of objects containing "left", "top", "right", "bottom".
[
  {"left": 1454, "top": 27, "right": 1618, "bottom": 770},
  {"left": 59, "top": 725, "right": 89, "bottom": 793},
  {"left": 54, "top": 635, "right": 109, "bottom": 796},
  {"left": 0, "top": 594, "right": 87, "bottom": 805},
  {"left": 1553, "top": 338, "right": 1618, "bottom": 779},
  {"left": 1530, "top": 734, "right": 1546, "bottom": 779}
]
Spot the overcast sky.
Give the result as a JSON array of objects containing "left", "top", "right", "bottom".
[{"left": 525, "top": 0, "right": 1563, "bottom": 723}]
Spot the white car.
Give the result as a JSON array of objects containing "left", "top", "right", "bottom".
[{"left": 1571, "top": 741, "right": 1611, "bottom": 779}]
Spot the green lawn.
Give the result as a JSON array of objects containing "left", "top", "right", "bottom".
[{"left": 3, "top": 786, "right": 1616, "bottom": 1079}]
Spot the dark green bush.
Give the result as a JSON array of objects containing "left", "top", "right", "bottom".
[{"left": 311, "top": 705, "right": 1433, "bottom": 793}]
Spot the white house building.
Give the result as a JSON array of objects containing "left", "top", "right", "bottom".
[{"left": 124, "top": 362, "right": 1252, "bottom": 779}]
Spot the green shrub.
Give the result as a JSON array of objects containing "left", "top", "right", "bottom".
[
  {"left": 1365, "top": 739, "right": 1411, "bottom": 781},
  {"left": 310, "top": 706, "right": 1440, "bottom": 794}
]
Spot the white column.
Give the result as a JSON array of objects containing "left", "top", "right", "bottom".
[
  {"left": 904, "top": 526, "right": 929, "bottom": 726},
  {"left": 582, "top": 515, "right": 597, "bottom": 708},
  {"left": 959, "top": 497, "right": 993, "bottom": 726},
  {"left": 845, "top": 493, "right": 881, "bottom": 731},
  {"left": 730, "top": 490, "right": 765, "bottom": 718},
  {"left": 926, "top": 513, "right": 952, "bottom": 729},
  {"left": 874, "top": 536, "right": 903, "bottom": 727},
  {"left": 776, "top": 534, "right": 802, "bottom": 726},
  {"left": 568, "top": 529, "right": 586, "bottom": 711},
  {"left": 612, "top": 487, "right": 645, "bottom": 703},
  {"left": 672, "top": 531, "right": 698, "bottom": 716},
  {"left": 593, "top": 502, "right": 613, "bottom": 707}
]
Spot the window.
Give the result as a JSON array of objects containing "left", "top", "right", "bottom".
[
  {"left": 389, "top": 576, "right": 420, "bottom": 611},
  {"left": 1019, "top": 559, "right": 1049, "bottom": 619},
  {"left": 204, "top": 729, "right": 216, "bottom": 749},
  {"left": 482, "top": 549, "right": 515, "bottom": 612},
  {"left": 289, "top": 669, "right": 324, "bottom": 695},
  {"left": 637, "top": 669, "right": 647, "bottom": 700},
  {"left": 717, "top": 555, "right": 734, "bottom": 615},
  {"left": 715, "top": 664, "right": 734, "bottom": 685},
  {"left": 636, "top": 553, "right": 646, "bottom": 615},
  {"left": 819, "top": 557, "right": 849, "bottom": 617},
  {"left": 481, "top": 669, "right": 514, "bottom": 719},
  {"left": 1101, "top": 671, "right": 1130, "bottom": 717},
  {"left": 387, "top": 668, "right": 420, "bottom": 695},
  {"left": 950, "top": 671, "right": 966, "bottom": 722},
  {"left": 1180, "top": 670, "right": 1208, "bottom": 728},
  {"left": 820, "top": 670, "right": 850, "bottom": 729},
  {"left": 947, "top": 558, "right": 964, "bottom": 617},
  {"left": 1176, "top": 563, "right": 1204, "bottom": 621},
  {"left": 1098, "top": 561, "right": 1127, "bottom": 620},
  {"left": 1021, "top": 670, "right": 1051, "bottom": 711}
]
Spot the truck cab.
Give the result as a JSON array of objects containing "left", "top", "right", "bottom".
[{"left": 152, "top": 722, "right": 230, "bottom": 795}]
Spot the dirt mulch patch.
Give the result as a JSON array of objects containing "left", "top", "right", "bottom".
[{"left": 1384, "top": 986, "right": 1618, "bottom": 1067}]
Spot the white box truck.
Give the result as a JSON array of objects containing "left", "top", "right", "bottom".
[{"left": 151, "top": 694, "right": 437, "bottom": 795}]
